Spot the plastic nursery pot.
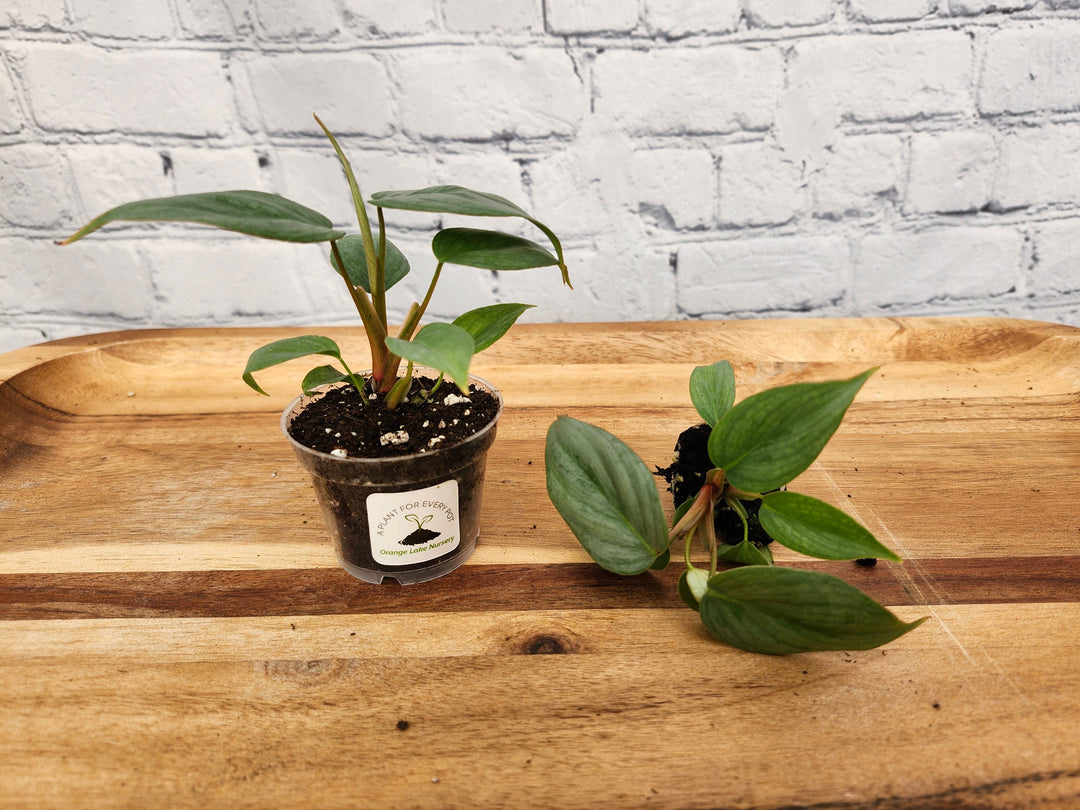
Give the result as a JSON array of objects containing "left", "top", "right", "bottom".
[{"left": 281, "top": 375, "right": 503, "bottom": 585}]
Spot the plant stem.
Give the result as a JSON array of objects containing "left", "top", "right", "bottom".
[
  {"left": 331, "top": 240, "right": 389, "bottom": 386},
  {"left": 372, "top": 207, "right": 388, "bottom": 327}
]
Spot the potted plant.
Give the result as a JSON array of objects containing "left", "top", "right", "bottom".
[
  {"left": 545, "top": 361, "right": 926, "bottom": 655},
  {"left": 60, "top": 115, "right": 570, "bottom": 585}
]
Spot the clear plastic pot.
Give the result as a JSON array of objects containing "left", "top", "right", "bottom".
[{"left": 281, "top": 375, "right": 502, "bottom": 585}]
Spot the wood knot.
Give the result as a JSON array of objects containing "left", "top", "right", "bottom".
[{"left": 521, "top": 634, "right": 572, "bottom": 655}]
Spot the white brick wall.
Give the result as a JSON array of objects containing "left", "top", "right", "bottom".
[{"left": 2, "top": 0, "right": 1080, "bottom": 354}]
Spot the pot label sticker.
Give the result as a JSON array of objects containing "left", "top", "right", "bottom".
[{"left": 366, "top": 480, "right": 460, "bottom": 566}]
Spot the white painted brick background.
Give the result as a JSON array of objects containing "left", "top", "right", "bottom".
[{"left": 2, "top": 0, "right": 1080, "bottom": 353}]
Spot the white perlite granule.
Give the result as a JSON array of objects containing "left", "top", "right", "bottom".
[
  {"left": 379, "top": 430, "right": 410, "bottom": 446},
  {"left": 330, "top": 448, "right": 348, "bottom": 458},
  {"left": 443, "top": 393, "right": 471, "bottom": 406}
]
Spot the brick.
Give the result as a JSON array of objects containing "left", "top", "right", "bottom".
[
  {"left": 994, "top": 125, "right": 1080, "bottom": 210},
  {"left": 545, "top": 0, "right": 638, "bottom": 34},
  {"left": 644, "top": 0, "right": 740, "bottom": 36},
  {"left": 745, "top": 0, "right": 834, "bottom": 27},
  {"left": 444, "top": 0, "right": 542, "bottom": 33},
  {"left": 497, "top": 243, "right": 676, "bottom": 322},
  {"left": 979, "top": 24, "right": 1080, "bottom": 116},
  {"left": 396, "top": 47, "right": 585, "bottom": 140},
  {"left": 2, "top": 237, "right": 153, "bottom": 319},
  {"left": 949, "top": 0, "right": 1035, "bottom": 13},
  {"left": 0, "top": 64, "right": 23, "bottom": 134},
  {"left": 848, "top": 0, "right": 934, "bottom": 21},
  {"left": 167, "top": 147, "right": 268, "bottom": 195},
  {"left": 68, "top": 0, "right": 174, "bottom": 39},
  {"left": 0, "top": 324, "right": 51, "bottom": 354},
  {"left": 1032, "top": 220, "right": 1080, "bottom": 295},
  {"left": 905, "top": 131, "right": 996, "bottom": 214},
  {"left": 594, "top": 47, "right": 783, "bottom": 136},
  {"left": 67, "top": 144, "right": 174, "bottom": 218},
  {"left": 144, "top": 239, "right": 314, "bottom": 320},
  {"left": 525, "top": 121, "right": 649, "bottom": 242},
  {"left": 17, "top": 44, "right": 234, "bottom": 136},
  {"left": 341, "top": 0, "right": 437, "bottom": 36},
  {"left": 785, "top": 31, "right": 973, "bottom": 123},
  {"left": 243, "top": 53, "right": 391, "bottom": 136},
  {"left": 719, "top": 143, "right": 805, "bottom": 226},
  {"left": 254, "top": 0, "right": 341, "bottom": 39},
  {"left": 812, "top": 134, "right": 904, "bottom": 218},
  {"left": 275, "top": 147, "right": 438, "bottom": 230},
  {"left": 855, "top": 228, "right": 1023, "bottom": 308},
  {"left": 632, "top": 148, "right": 717, "bottom": 230},
  {"left": 0, "top": 144, "right": 78, "bottom": 228},
  {"left": 0, "top": 0, "right": 67, "bottom": 29},
  {"left": 435, "top": 152, "right": 524, "bottom": 200},
  {"left": 678, "top": 237, "right": 849, "bottom": 315},
  {"left": 175, "top": 0, "right": 256, "bottom": 38}
]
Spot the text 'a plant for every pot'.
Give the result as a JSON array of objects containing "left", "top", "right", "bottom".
[{"left": 60, "top": 114, "right": 570, "bottom": 584}]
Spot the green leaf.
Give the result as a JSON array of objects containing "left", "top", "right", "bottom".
[
  {"left": 699, "top": 566, "right": 925, "bottom": 655},
  {"left": 708, "top": 368, "right": 877, "bottom": 493},
  {"left": 301, "top": 365, "right": 350, "bottom": 395},
  {"left": 716, "top": 540, "right": 774, "bottom": 566},
  {"left": 432, "top": 228, "right": 559, "bottom": 270},
  {"left": 678, "top": 568, "right": 709, "bottom": 610},
  {"left": 759, "top": 491, "right": 901, "bottom": 561},
  {"left": 385, "top": 323, "right": 475, "bottom": 394},
  {"left": 242, "top": 335, "right": 345, "bottom": 395},
  {"left": 370, "top": 185, "right": 570, "bottom": 287},
  {"left": 690, "top": 361, "right": 736, "bottom": 427},
  {"left": 452, "top": 303, "right": 534, "bottom": 353},
  {"left": 60, "top": 191, "right": 344, "bottom": 245},
  {"left": 331, "top": 233, "right": 410, "bottom": 292},
  {"left": 370, "top": 185, "right": 532, "bottom": 218},
  {"left": 650, "top": 548, "right": 671, "bottom": 571},
  {"left": 545, "top": 416, "right": 670, "bottom": 575}
]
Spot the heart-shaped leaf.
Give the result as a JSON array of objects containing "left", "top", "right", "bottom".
[
  {"left": 433, "top": 228, "right": 559, "bottom": 270},
  {"left": 330, "top": 233, "right": 410, "bottom": 292},
  {"left": 690, "top": 361, "right": 736, "bottom": 427},
  {"left": 716, "top": 540, "right": 774, "bottom": 566},
  {"left": 453, "top": 303, "right": 534, "bottom": 353},
  {"left": 385, "top": 322, "right": 475, "bottom": 393},
  {"left": 699, "top": 566, "right": 925, "bottom": 655},
  {"left": 708, "top": 368, "right": 877, "bottom": 493},
  {"left": 679, "top": 567, "right": 709, "bottom": 610},
  {"left": 61, "top": 191, "right": 344, "bottom": 245},
  {"left": 243, "top": 335, "right": 345, "bottom": 395},
  {"left": 545, "top": 416, "right": 669, "bottom": 575},
  {"left": 301, "top": 364, "right": 350, "bottom": 395},
  {"left": 759, "top": 491, "right": 900, "bottom": 561}
]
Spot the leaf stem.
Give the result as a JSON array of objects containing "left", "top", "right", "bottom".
[{"left": 331, "top": 240, "right": 388, "bottom": 386}]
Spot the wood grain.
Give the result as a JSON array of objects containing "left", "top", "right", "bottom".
[{"left": 2, "top": 317, "right": 1079, "bottom": 809}]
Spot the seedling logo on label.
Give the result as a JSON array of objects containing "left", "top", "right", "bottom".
[{"left": 366, "top": 480, "right": 460, "bottom": 566}]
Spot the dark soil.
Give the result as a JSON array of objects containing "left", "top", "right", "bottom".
[
  {"left": 289, "top": 376, "right": 499, "bottom": 458},
  {"left": 655, "top": 422, "right": 774, "bottom": 548}
]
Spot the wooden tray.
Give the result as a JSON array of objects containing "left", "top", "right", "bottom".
[{"left": 2, "top": 317, "right": 1079, "bottom": 808}]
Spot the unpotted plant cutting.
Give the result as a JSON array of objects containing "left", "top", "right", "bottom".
[
  {"left": 545, "top": 361, "right": 926, "bottom": 655},
  {"left": 60, "top": 114, "right": 570, "bottom": 585}
]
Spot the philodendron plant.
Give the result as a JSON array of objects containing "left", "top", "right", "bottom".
[
  {"left": 60, "top": 115, "right": 569, "bottom": 407},
  {"left": 545, "top": 361, "right": 926, "bottom": 656}
]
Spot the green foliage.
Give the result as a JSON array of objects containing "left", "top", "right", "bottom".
[
  {"left": 61, "top": 116, "right": 569, "bottom": 405},
  {"left": 545, "top": 417, "right": 670, "bottom": 575},
  {"left": 707, "top": 368, "right": 877, "bottom": 493},
  {"left": 545, "top": 363, "right": 926, "bottom": 656}
]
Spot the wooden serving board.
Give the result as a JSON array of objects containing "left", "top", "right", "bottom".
[{"left": 2, "top": 317, "right": 1078, "bottom": 809}]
